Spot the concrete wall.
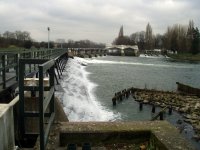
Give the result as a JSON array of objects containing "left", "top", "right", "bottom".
[
  {"left": 58, "top": 121, "right": 195, "bottom": 150},
  {"left": 0, "top": 104, "right": 15, "bottom": 150}
]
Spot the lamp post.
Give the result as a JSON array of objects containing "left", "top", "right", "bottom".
[{"left": 47, "top": 27, "right": 50, "bottom": 49}]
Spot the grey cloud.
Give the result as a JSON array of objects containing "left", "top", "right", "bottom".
[{"left": 0, "top": 0, "right": 199, "bottom": 44}]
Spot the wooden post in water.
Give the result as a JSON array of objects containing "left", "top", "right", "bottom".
[
  {"left": 151, "top": 106, "right": 167, "bottom": 121},
  {"left": 112, "top": 97, "right": 116, "bottom": 106},
  {"left": 139, "top": 102, "right": 143, "bottom": 111},
  {"left": 159, "top": 112, "right": 164, "bottom": 120},
  {"left": 119, "top": 93, "right": 123, "bottom": 101},
  {"left": 168, "top": 106, "right": 172, "bottom": 115},
  {"left": 152, "top": 105, "right": 155, "bottom": 113}
]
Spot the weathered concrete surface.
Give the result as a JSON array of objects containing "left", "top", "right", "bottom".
[
  {"left": 40, "top": 121, "right": 194, "bottom": 150},
  {"left": 0, "top": 104, "right": 15, "bottom": 150}
]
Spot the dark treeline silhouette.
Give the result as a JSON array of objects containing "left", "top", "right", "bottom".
[
  {"left": 113, "top": 25, "right": 136, "bottom": 46},
  {"left": 113, "top": 20, "right": 200, "bottom": 54},
  {"left": 112, "top": 36, "right": 135, "bottom": 46},
  {"left": 163, "top": 20, "right": 200, "bottom": 54},
  {"left": 63, "top": 39, "right": 105, "bottom": 48},
  {"left": 0, "top": 30, "right": 105, "bottom": 49},
  {"left": 0, "top": 31, "right": 33, "bottom": 49}
]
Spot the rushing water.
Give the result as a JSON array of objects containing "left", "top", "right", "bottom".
[{"left": 58, "top": 55, "right": 200, "bottom": 149}]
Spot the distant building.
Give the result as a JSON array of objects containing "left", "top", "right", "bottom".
[{"left": 106, "top": 45, "right": 139, "bottom": 56}]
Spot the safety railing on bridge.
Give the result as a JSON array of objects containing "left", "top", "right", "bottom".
[
  {"left": 19, "top": 58, "right": 55, "bottom": 150},
  {"left": 0, "top": 53, "right": 18, "bottom": 89},
  {"left": 0, "top": 48, "right": 67, "bottom": 91}
]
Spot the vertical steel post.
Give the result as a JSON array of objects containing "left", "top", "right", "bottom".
[
  {"left": 39, "top": 65, "right": 44, "bottom": 150},
  {"left": 15, "top": 54, "right": 19, "bottom": 81},
  {"left": 2, "top": 55, "right": 6, "bottom": 89},
  {"left": 18, "top": 59, "right": 25, "bottom": 136},
  {"left": 48, "top": 27, "right": 50, "bottom": 50},
  {"left": 49, "top": 65, "right": 55, "bottom": 113}
]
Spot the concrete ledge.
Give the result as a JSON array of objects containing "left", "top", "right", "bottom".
[
  {"left": 58, "top": 121, "right": 194, "bottom": 150},
  {"left": 0, "top": 104, "right": 15, "bottom": 150}
]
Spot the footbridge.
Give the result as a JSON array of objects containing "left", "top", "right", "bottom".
[
  {"left": 0, "top": 48, "right": 69, "bottom": 149},
  {"left": 69, "top": 48, "right": 107, "bottom": 58},
  {"left": 0, "top": 48, "right": 67, "bottom": 102}
]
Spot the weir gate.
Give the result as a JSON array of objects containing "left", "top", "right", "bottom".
[
  {"left": 0, "top": 48, "right": 195, "bottom": 150},
  {"left": 0, "top": 48, "right": 105, "bottom": 150}
]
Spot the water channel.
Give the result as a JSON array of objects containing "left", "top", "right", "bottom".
[{"left": 59, "top": 55, "right": 200, "bottom": 149}]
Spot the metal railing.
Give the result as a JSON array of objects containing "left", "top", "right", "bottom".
[
  {"left": 0, "top": 53, "right": 18, "bottom": 89},
  {"left": 19, "top": 58, "right": 55, "bottom": 150},
  {"left": 17, "top": 50, "right": 68, "bottom": 149},
  {"left": 0, "top": 48, "right": 67, "bottom": 90}
]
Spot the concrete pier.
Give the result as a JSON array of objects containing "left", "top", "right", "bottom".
[
  {"left": 36, "top": 121, "right": 195, "bottom": 150},
  {"left": 0, "top": 103, "right": 15, "bottom": 150}
]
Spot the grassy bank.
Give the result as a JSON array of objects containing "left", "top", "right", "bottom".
[
  {"left": 0, "top": 47, "right": 24, "bottom": 52},
  {"left": 168, "top": 53, "right": 200, "bottom": 62}
]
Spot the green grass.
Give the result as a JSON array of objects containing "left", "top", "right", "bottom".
[
  {"left": 168, "top": 53, "right": 200, "bottom": 62},
  {"left": 0, "top": 46, "right": 24, "bottom": 52}
]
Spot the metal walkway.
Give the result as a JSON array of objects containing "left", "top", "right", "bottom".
[
  {"left": 0, "top": 48, "right": 69, "bottom": 149},
  {"left": 0, "top": 48, "right": 67, "bottom": 101}
]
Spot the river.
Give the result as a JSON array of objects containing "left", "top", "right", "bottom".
[{"left": 58, "top": 55, "right": 200, "bottom": 149}]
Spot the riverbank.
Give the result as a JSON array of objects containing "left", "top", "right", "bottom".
[
  {"left": 167, "top": 53, "right": 200, "bottom": 62},
  {"left": 133, "top": 88, "right": 200, "bottom": 141}
]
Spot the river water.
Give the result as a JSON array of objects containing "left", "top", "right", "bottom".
[{"left": 59, "top": 55, "right": 200, "bottom": 149}]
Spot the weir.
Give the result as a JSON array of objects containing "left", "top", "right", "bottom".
[{"left": 0, "top": 48, "right": 195, "bottom": 150}]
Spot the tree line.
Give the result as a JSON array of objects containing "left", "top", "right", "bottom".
[
  {"left": 0, "top": 31, "right": 33, "bottom": 48},
  {"left": 64, "top": 39, "right": 105, "bottom": 48},
  {"left": 0, "top": 31, "right": 105, "bottom": 49},
  {"left": 113, "top": 20, "right": 200, "bottom": 54}
]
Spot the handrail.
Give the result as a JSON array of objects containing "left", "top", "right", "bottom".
[
  {"left": 19, "top": 58, "right": 56, "bottom": 150},
  {"left": 8, "top": 95, "right": 19, "bottom": 107},
  {"left": 0, "top": 48, "right": 67, "bottom": 90}
]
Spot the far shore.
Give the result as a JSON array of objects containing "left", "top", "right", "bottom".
[{"left": 167, "top": 53, "right": 200, "bottom": 62}]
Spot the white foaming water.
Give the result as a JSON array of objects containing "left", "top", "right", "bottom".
[
  {"left": 139, "top": 54, "right": 169, "bottom": 59},
  {"left": 82, "top": 58, "right": 190, "bottom": 68},
  {"left": 59, "top": 57, "right": 119, "bottom": 121}
]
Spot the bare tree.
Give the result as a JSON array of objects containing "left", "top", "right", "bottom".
[
  {"left": 154, "top": 34, "right": 163, "bottom": 49},
  {"left": 15, "top": 31, "right": 23, "bottom": 40},
  {"left": 145, "top": 23, "right": 154, "bottom": 50},
  {"left": 3, "top": 31, "right": 15, "bottom": 39},
  {"left": 186, "top": 20, "right": 194, "bottom": 52},
  {"left": 130, "top": 31, "right": 145, "bottom": 50}
]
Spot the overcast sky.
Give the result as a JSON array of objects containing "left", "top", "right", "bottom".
[{"left": 0, "top": 0, "right": 199, "bottom": 44}]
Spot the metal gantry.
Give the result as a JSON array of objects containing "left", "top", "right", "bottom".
[
  {"left": 17, "top": 51, "right": 68, "bottom": 150},
  {"left": 0, "top": 48, "right": 66, "bottom": 92},
  {"left": 19, "top": 58, "right": 55, "bottom": 149},
  {"left": 0, "top": 48, "right": 68, "bottom": 150}
]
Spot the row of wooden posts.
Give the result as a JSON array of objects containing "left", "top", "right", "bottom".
[
  {"left": 112, "top": 88, "right": 135, "bottom": 106},
  {"left": 112, "top": 88, "right": 173, "bottom": 121}
]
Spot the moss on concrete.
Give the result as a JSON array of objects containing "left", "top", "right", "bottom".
[{"left": 56, "top": 121, "right": 194, "bottom": 150}]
